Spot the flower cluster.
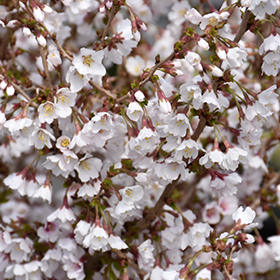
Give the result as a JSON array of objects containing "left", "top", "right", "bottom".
[{"left": 0, "top": 0, "right": 280, "bottom": 279}]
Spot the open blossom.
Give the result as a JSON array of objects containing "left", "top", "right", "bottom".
[
  {"left": 74, "top": 154, "right": 102, "bottom": 182},
  {"left": 125, "top": 55, "right": 146, "bottom": 76},
  {"left": 163, "top": 113, "right": 193, "bottom": 137},
  {"left": 38, "top": 101, "right": 58, "bottom": 124},
  {"left": 232, "top": 206, "right": 258, "bottom": 230},
  {"left": 167, "top": 1, "right": 190, "bottom": 26},
  {"left": 180, "top": 223, "right": 213, "bottom": 250},
  {"left": 175, "top": 139, "right": 201, "bottom": 160},
  {"left": 138, "top": 239, "right": 155, "bottom": 271},
  {"left": 222, "top": 47, "right": 248, "bottom": 69},
  {"left": 66, "top": 65, "right": 91, "bottom": 92},
  {"left": 126, "top": 101, "right": 143, "bottom": 121},
  {"left": 47, "top": 204, "right": 76, "bottom": 223},
  {"left": 199, "top": 149, "right": 225, "bottom": 169},
  {"left": 104, "top": 19, "right": 138, "bottom": 64},
  {"left": 4, "top": 115, "right": 34, "bottom": 138},
  {"left": 29, "top": 126, "right": 55, "bottom": 149},
  {"left": 82, "top": 223, "right": 109, "bottom": 253},
  {"left": 72, "top": 48, "right": 106, "bottom": 76},
  {"left": 249, "top": 0, "right": 278, "bottom": 17},
  {"left": 185, "top": 8, "right": 202, "bottom": 25},
  {"left": 115, "top": 185, "right": 144, "bottom": 215}
]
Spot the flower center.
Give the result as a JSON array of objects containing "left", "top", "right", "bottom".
[{"left": 82, "top": 55, "right": 94, "bottom": 66}]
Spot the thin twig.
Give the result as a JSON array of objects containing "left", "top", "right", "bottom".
[
  {"left": 97, "top": 5, "right": 116, "bottom": 51},
  {"left": 39, "top": 45, "right": 52, "bottom": 90},
  {"left": 0, "top": 74, "right": 38, "bottom": 108},
  {"left": 112, "top": 249, "right": 146, "bottom": 279},
  {"left": 89, "top": 80, "right": 116, "bottom": 99},
  {"left": 191, "top": 115, "right": 207, "bottom": 141},
  {"left": 234, "top": 9, "right": 252, "bottom": 43},
  {"left": 126, "top": 178, "right": 179, "bottom": 236}
]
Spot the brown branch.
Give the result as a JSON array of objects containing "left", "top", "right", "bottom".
[
  {"left": 234, "top": 9, "right": 252, "bottom": 43},
  {"left": 89, "top": 80, "right": 116, "bottom": 99},
  {"left": 0, "top": 74, "right": 38, "bottom": 108},
  {"left": 191, "top": 115, "right": 207, "bottom": 141},
  {"left": 39, "top": 45, "right": 52, "bottom": 90},
  {"left": 112, "top": 249, "right": 146, "bottom": 279},
  {"left": 126, "top": 178, "right": 179, "bottom": 237},
  {"left": 97, "top": 5, "right": 116, "bottom": 51}
]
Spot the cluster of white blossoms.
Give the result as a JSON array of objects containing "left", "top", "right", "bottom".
[{"left": 0, "top": 0, "right": 280, "bottom": 279}]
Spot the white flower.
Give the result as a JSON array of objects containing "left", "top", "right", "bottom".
[
  {"left": 22, "top": 27, "right": 31, "bottom": 37},
  {"left": 115, "top": 185, "right": 144, "bottom": 215},
  {"left": 127, "top": 101, "right": 143, "bottom": 121},
  {"left": 33, "top": 5, "right": 44, "bottom": 22},
  {"left": 56, "top": 135, "right": 71, "bottom": 151},
  {"left": 158, "top": 98, "right": 172, "bottom": 114},
  {"left": 185, "top": 51, "right": 202, "bottom": 69},
  {"left": 232, "top": 206, "right": 258, "bottom": 230},
  {"left": 29, "top": 127, "right": 55, "bottom": 149},
  {"left": 222, "top": 146, "right": 248, "bottom": 171},
  {"left": 62, "top": 253, "right": 85, "bottom": 280},
  {"left": 6, "top": 85, "right": 15, "bottom": 96},
  {"left": 154, "top": 158, "right": 187, "bottom": 182},
  {"left": 163, "top": 113, "right": 193, "bottom": 137},
  {"left": 37, "top": 222, "right": 60, "bottom": 242},
  {"left": 77, "top": 180, "right": 101, "bottom": 200},
  {"left": 38, "top": 101, "right": 57, "bottom": 124},
  {"left": 54, "top": 87, "right": 76, "bottom": 117},
  {"left": 72, "top": 48, "right": 106, "bottom": 76},
  {"left": 36, "top": 34, "right": 47, "bottom": 47},
  {"left": 179, "top": 82, "right": 202, "bottom": 104},
  {"left": 138, "top": 239, "right": 155, "bottom": 270},
  {"left": 210, "top": 172, "right": 242, "bottom": 197},
  {"left": 199, "top": 149, "right": 225, "bottom": 169},
  {"left": 4, "top": 116, "right": 34, "bottom": 138},
  {"left": 66, "top": 65, "right": 90, "bottom": 92},
  {"left": 74, "top": 154, "right": 102, "bottom": 182},
  {"left": 185, "top": 8, "right": 202, "bottom": 25},
  {"left": 125, "top": 55, "right": 146, "bottom": 76},
  {"left": 175, "top": 139, "right": 200, "bottom": 160},
  {"left": 168, "top": 1, "right": 191, "bottom": 26},
  {"left": 249, "top": 0, "right": 278, "bottom": 17},
  {"left": 259, "top": 33, "right": 280, "bottom": 55},
  {"left": 136, "top": 127, "right": 160, "bottom": 153},
  {"left": 180, "top": 223, "right": 213, "bottom": 250},
  {"left": 222, "top": 47, "right": 248, "bottom": 70},
  {"left": 33, "top": 179, "right": 52, "bottom": 204},
  {"left": 83, "top": 224, "right": 109, "bottom": 252},
  {"left": 42, "top": 154, "right": 72, "bottom": 178},
  {"left": 47, "top": 205, "right": 76, "bottom": 223},
  {"left": 208, "top": 65, "right": 224, "bottom": 77},
  {"left": 108, "top": 234, "right": 128, "bottom": 250},
  {"left": 104, "top": 19, "right": 138, "bottom": 64},
  {"left": 135, "top": 90, "right": 145, "bottom": 102},
  {"left": 255, "top": 243, "right": 275, "bottom": 273},
  {"left": 47, "top": 44, "right": 61, "bottom": 67},
  {"left": 200, "top": 12, "right": 223, "bottom": 30},
  {"left": 74, "top": 220, "right": 91, "bottom": 244},
  {"left": 261, "top": 50, "right": 280, "bottom": 76}
]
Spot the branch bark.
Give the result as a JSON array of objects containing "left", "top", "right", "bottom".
[{"left": 234, "top": 9, "right": 252, "bottom": 43}]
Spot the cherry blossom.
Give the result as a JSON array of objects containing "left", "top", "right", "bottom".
[{"left": 0, "top": 1, "right": 280, "bottom": 279}]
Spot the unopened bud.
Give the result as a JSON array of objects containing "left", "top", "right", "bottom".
[{"left": 22, "top": 26, "right": 31, "bottom": 37}]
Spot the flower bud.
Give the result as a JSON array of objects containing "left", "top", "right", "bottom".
[
  {"left": 135, "top": 90, "right": 145, "bottom": 102},
  {"left": 22, "top": 26, "right": 31, "bottom": 37}
]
